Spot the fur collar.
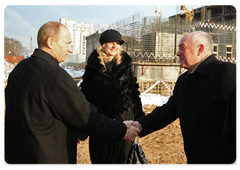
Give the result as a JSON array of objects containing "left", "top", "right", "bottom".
[{"left": 86, "top": 49, "right": 132, "bottom": 71}]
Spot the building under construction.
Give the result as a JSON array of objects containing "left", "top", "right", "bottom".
[
  {"left": 88, "top": 5, "right": 236, "bottom": 62},
  {"left": 86, "top": 5, "right": 236, "bottom": 96}
]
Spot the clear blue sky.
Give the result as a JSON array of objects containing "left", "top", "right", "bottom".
[{"left": 3, "top": 0, "right": 233, "bottom": 50}]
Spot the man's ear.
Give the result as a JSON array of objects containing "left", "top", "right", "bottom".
[
  {"left": 46, "top": 37, "right": 54, "bottom": 49},
  {"left": 197, "top": 44, "right": 204, "bottom": 56}
]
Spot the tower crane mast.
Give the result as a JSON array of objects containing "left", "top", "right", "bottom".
[{"left": 180, "top": 5, "right": 194, "bottom": 25}]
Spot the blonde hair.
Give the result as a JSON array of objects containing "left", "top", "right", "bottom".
[{"left": 97, "top": 44, "right": 122, "bottom": 71}]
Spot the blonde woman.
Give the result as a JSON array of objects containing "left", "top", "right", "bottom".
[{"left": 80, "top": 29, "right": 144, "bottom": 163}]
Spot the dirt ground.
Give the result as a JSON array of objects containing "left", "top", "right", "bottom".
[
  {"left": 77, "top": 119, "right": 186, "bottom": 164},
  {"left": 76, "top": 104, "right": 187, "bottom": 164},
  {"left": 4, "top": 79, "right": 186, "bottom": 164}
]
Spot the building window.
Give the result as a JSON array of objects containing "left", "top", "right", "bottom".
[
  {"left": 213, "top": 44, "right": 219, "bottom": 58},
  {"left": 225, "top": 45, "right": 233, "bottom": 59}
]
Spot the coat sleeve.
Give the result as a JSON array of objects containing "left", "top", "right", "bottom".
[
  {"left": 80, "top": 66, "right": 96, "bottom": 105},
  {"left": 80, "top": 49, "right": 101, "bottom": 107},
  {"left": 46, "top": 69, "right": 126, "bottom": 144},
  {"left": 137, "top": 94, "right": 179, "bottom": 137},
  {"left": 128, "top": 60, "right": 145, "bottom": 120},
  {"left": 220, "top": 85, "right": 236, "bottom": 163},
  {"left": 137, "top": 76, "right": 180, "bottom": 137}
]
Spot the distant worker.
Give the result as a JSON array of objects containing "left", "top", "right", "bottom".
[
  {"left": 5, "top": 22, "right": 140, "bottom": 164},
  {"left": 134, "top": 31, "right": 236, "bottom": 163},
  {"left": 80, "top": 29, "right": 145, "bottom": 163}
]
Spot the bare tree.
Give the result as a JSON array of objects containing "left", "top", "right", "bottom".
[{"left": 4, "top": 37, "right": 23, "bottom": 56}]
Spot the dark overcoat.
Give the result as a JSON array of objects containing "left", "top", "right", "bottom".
[
  {"left": 5, "top": 49, "right": 126, "bottom": 164},
  {"left": 81, "top": 49, "right": 144, "bottom": 120},
  {"left": 138, "top": 54, "right": 236, "bottom": 163},
  {"left": 80, "top": 49, "right": 144, "bottom": 163}
]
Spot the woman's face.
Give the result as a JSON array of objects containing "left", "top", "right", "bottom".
[{"left": 103, "top": 41, "right": 120, "bottom": 57}]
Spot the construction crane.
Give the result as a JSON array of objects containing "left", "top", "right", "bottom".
[
  {"left": 155, "top": 5, "right": 162, "bottom": 23},
  {"left": 180, "top": 5, "right": 194, "bottom": 26}
]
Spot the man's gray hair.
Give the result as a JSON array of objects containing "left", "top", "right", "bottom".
[{"left": 190, "top": 31, "right": 214, "bottom": 52}]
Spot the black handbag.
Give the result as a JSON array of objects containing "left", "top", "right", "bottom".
[{"left": 127, "top": 137, "right": 148, "bottom": 164}]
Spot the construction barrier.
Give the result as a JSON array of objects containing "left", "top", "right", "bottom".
[{"left": 141, "top": 79, "right": 173, "bottom": 95}]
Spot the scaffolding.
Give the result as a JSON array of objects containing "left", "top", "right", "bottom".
[
  {"left": 92, "top": 7, "right": 236, "bottom": 95},
  {"left": 94, "top": 10, "right": 236, "bottom": 64}
]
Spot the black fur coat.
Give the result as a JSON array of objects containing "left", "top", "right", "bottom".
[{"left": 81, "top": 49, "right": 144, "bottom": 121}]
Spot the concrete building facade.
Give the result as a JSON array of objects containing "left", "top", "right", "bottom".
[{"left": 85, "top": 31, "right": 101, "bottom": 61}]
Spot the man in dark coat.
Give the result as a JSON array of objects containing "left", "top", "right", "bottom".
[
  {"left": 4, "top": 21, "right": 140, "bottom": 164},
  {"left": 135, "top": 31, "right": 236, "bottom": 163}
]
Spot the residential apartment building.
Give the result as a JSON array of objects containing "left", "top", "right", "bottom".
[{"left": 60, "top": 18, "right": 94, "bottom": 63}]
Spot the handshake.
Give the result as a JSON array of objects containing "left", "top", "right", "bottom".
[{"left": 123, "top": 121, "right": 141, "bottom": 141}]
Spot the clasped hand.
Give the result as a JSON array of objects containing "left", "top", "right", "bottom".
[{"left": 123, "top": 121, "right": 141, "bottom": 141}]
